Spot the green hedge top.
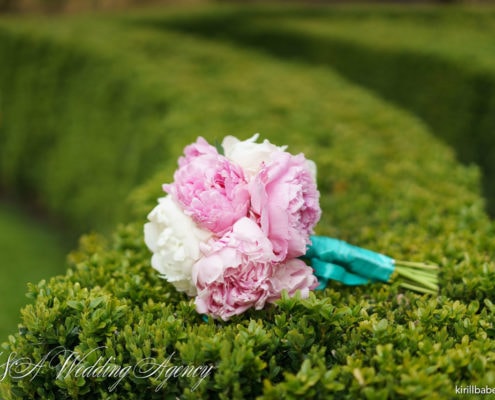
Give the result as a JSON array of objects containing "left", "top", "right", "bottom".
[
  {"left": 0, "top": 7, "right": 494, "bottom": 399},
  {"left": 151, "top": 4, "right": 495, "bottom": 216},
  {"left": 0, "top": 21, "right": 170, "bottom": 235}
]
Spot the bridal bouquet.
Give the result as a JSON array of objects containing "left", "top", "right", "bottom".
[
  {"left": 144, "top": 135, "right": 438, "bottom": 320},
  {"left": 144, "top": 135, "right": 321, "bottom": 320}
]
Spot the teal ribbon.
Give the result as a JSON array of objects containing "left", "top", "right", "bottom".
[{"left": 305, "top": 236, "right": 396, "bottom": 290}]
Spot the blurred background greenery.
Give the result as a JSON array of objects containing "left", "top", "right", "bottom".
[
  {"left": 1, "top": 0, "right": 495, "bottom": 344},
  {"left": 1, "top": 0, "right": 494, "bottom": 14},
  {"left": 0, "top": 202, "right": 68, "bottom": 337}
]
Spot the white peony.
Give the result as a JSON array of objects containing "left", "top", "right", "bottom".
[
  {"left": 222, "top": 134, "right": 317, "bottom": 181},
  {"left": 304, "top": 158, "right": 318, "bottom": 182},
  {"left": 144, "top": 195, "right": 211, "bottom": 296},
  {"left": 222, "top": 133, "right": 287, "bottom": 178}
]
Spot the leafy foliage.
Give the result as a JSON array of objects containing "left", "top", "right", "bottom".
[
  {"left": 0, "top": 5, "right": 495, "bottom": 399},
  {"left": 0, "top": 202, "right": 67, "bottom": 340},
  {"left": 155, "top": 5, "right": 495, "bottom": 216},
  {"left": 0, "top": 26, "right": 169, "bottom": 235}
]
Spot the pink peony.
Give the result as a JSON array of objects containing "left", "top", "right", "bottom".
[
  {"left": 178, "top": 137, "right": 219, "bottom": 167},
  {"left": 145, "top": 135, "right": 322, "bottom": 319},
  {"left": 192, "top": 218, "right": 276, "bottom": 320},
  {"left": 267, "top": 258, "right": 319, "bottom": 302},
  {"left": 164, "top": 151, "right": 250, "bottom": 236},
  {"left": 250, "top": 151, "right": 321, "bottom": 261}
]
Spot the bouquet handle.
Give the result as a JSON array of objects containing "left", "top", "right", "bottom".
[{"left": 305, "top": 236, "right": 439, "bottom": 294}]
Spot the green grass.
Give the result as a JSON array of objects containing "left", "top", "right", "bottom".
[
  {"left": 0, "top": 4, "right": 494, "bottom": 398},
  {"left": 0, "top": 201, "right": 68, "bottom": 341}
]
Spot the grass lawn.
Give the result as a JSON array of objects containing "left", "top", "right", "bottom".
[{"left": 0, "top": 201, "right": 68, "bottom": 341}]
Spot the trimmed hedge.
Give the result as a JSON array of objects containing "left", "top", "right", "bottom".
[
  {"left": 152, "top": 5, "right": 495, "bottom": 216},
  {"left": 1, "top": 6, "right": 495, "bottom": 399},
  {"left": 0, "top": 25, "right": 169, "bottom": 236}
]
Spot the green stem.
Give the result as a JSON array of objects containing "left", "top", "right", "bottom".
[
  {"left": 399, "top": 281, "right": 437, "bottom": 295},
  {"left": 395, "top": 260, "right": 440, "bottom": 270},
  {"left": 393, "top": 261, "right": 439, "bottom": 294},
  {"left": 396, "top": 267, "right": 438, "bottom": 283}
]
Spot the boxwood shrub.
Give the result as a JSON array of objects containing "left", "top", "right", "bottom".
[
  {"left": 154, "top": 5, "right": 495, "bottom": 216},
  {"left": 0, "top": 7, "right": 494, "bottom": 399},
  {"left": 0, "top": 26, "right": 169, "bottom": 236}
]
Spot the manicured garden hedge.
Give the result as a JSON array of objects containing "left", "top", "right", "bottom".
[
  {"left": 1, "top": 6, "right": 494, "bottom": 399},
  {"left": 0, "top": 25, "right": 169, "bottom": 235},
  {"left": 155, "top": 5, "right": 495, "bottom": 216}
]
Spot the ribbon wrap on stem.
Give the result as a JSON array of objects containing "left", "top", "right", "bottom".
[
  {"left": 305, "top": 236, "right": 395, "bottom": 290},
  {"left": 305, "top": 236, "right": 439, "bottom": 294}
]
